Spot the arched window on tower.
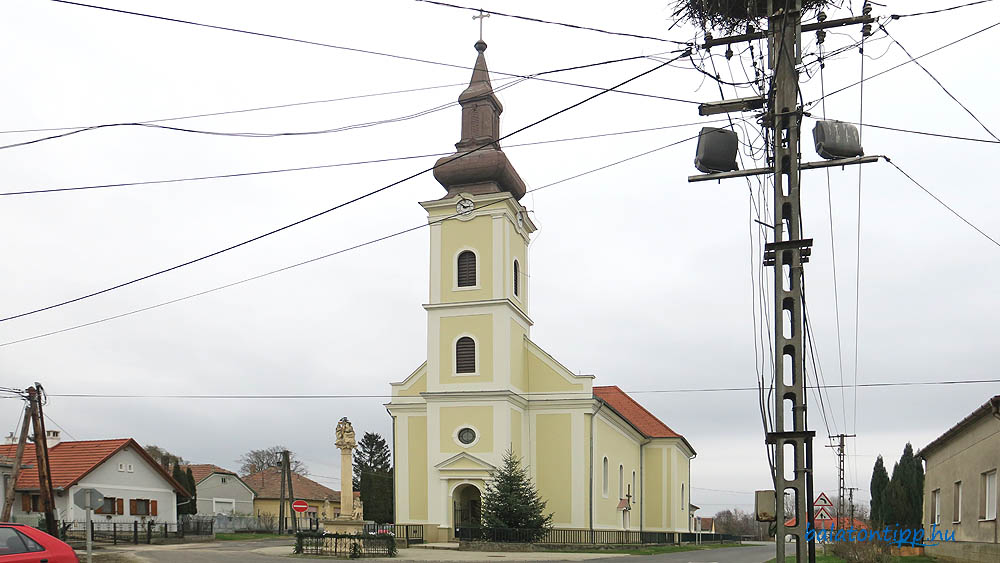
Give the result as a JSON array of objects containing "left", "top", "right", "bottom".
[
  {"left": 457, "top": 251, "right": 477, "bottom": 287},
  {"left": 513, "top": 259, "right": 520, "bottom": 297},
  {"left": 602, "top": 457, "right": 609, "bottom": 496},
  {"left": 455, "top": 337, "right": 476, "bottom": 374}
]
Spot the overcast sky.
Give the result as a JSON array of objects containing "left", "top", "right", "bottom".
[{"left": 1, "top": 0, "right": 998, "bottom": 517}]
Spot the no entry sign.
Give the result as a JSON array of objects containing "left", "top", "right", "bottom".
[{"left": 292, "top": 500, "right": 309, "bottom": 513}]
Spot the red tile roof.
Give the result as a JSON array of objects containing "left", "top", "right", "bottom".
[
  {"left": 0, "top": 438, "right": 188, "bottom": 495},
  {"left": 242, "top": 467, "right": 355, "bottom": 503},
  {"left": 594, "top": 386, "right": 684, "bottom": 438},
  {"left": 181, "top": 464, "right": 238, "bottom": 485}
]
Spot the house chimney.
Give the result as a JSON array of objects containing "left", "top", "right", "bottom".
[{"left": 45, "top": 430, "right": 60, "bottom": 447}]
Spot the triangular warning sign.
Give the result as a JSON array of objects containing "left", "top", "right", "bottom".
[
  {"left": 814, "top": 506, "right": 834, "bottom": 520},
  {"left": 814, "top": 492, "right": 834, "bottom": 507}
]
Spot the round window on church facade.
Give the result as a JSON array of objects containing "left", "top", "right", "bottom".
[{"left": 457, "top": 427, "right": 477, "bottom": 445}]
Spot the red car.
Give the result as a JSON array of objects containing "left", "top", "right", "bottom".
[{"left": 0, "top": 523, "right": 78, "bottom": 563}]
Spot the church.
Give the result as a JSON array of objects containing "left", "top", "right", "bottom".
[{"left": 386, "top": 40, "right": 696, "bottom": 543}]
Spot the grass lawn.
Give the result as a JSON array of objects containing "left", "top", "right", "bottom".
[
  {"left": 215, "top": 532, "right": 289, "bottom": 541},
  {"left": 547, "top": 542, "right": 747, "bottom": 555}
]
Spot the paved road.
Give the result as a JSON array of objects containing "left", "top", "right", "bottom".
[{"left": 98, "top": 540, "right": 774, "bottom": 563}]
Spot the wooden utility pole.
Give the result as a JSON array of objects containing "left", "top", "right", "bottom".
[
  {"left": 283, "top": 450, "right": 298, "bottom": 533},
  {"left": 1, "top": 404, "right": 32, "bottom": 521},
  {"left": 278, "top": 457, "right": 287, "bottom": 534},
  {"left": 27, "top": 386, "right": 57, "bottom": 536}
]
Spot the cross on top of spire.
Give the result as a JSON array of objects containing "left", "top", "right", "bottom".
[{"left": 472, "top": 9, "right": 490, "bottom": 41}]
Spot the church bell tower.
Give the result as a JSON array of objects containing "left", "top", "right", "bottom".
[{"left": 420, "top": 40, "right": 537, "bottom": 394}]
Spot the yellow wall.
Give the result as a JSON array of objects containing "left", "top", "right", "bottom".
[
  {"left": 253, "top": 498, "right": 339, "bottom": 519},
  {"left": 440, "top": 406, "right": 494, "bottom": 454},
  {"left": 398, "top": 366, "right": 426, "bottom": 397},
  {"left": 511, "top": 409, "right": 523, "bottom": 457},
  {"left": 510, "top": 321, "right": 526, "bottom": 391},
  {"left": 439, "top": 315, "right": 493, "bottom": 384},
  {"left": 526, "top": 346, "right": 585, "bottom": 393},
  {"left": 408, "top": 416, "right": 428, "bottom": 520},
  {"left": 643, "top": 447, "right": 664, "bottom": 529},
  {"left": 594, "top": 416, "right": 640, "bottom": 528},
  {"left": 536, "top": 413, "right": 572, "bottom": 522},
  {"left": 440, "top": 215, "right": 492, "bottom": 303}
]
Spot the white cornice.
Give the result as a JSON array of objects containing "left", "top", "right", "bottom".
[{"left": 423, "top": 298, "right": 533, "bottom": 326}]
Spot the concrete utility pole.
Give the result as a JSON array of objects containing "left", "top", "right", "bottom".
[
  {"left": 827, "top": 433, "right": 855, "bottom": 522},
  {"left": 847, "top": 487, "right": 860, "bottom": 524},
  {"left": 278, "top": 457, "right": 287, "bottom": 534},
  {"left": 283, "top": 450, "right": 298, "bottom": 533}
]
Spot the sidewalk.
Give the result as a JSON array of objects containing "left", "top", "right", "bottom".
[{"left": 249, "top": 545, "right": 628, "bottom": 560}]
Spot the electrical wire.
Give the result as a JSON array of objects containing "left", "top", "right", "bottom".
[
  {"left": 891, "top": 0, "right": 995, "bottom": 20},
  {"left": 0, "top": 131, "right": 701, "bottom": 348},
  {"left": 0, "top": 54, "right": 686, "bottom": 325},
  {"left": 814, "top": 120, "right": 1000, "bottom": 145},
  {"left": 0, "top": 119, "right": 728, "bottom": 197},
  {"left": 886, "top": 159, "right": 1000, "bottom": 249},
  {"left": 414, "top": 0, "right": 693, "bottom": 45},
  {"left": 48, "top": 1, "right": 698, "bottom": 105},
  {"left": 805, "top": 19, "right": 1000, "bottom": 109},
  {"left": 879, "top": 25, "right": 1000, "bottom": 142},
  {"left": 853, "top": 26, "right": 866, "bottom": 439},
  {"left": 41, "top": 378, "right": 1000, "bottom": 399}
]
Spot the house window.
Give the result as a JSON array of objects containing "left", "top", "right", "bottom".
[
  {"left": 618, "top": 465, "right": 624, "bottom": 499},
  {"left": 456, "top": 337, "right": 476, "bottom": 374},
  {"left": 954, "top": 482, "right": 962, "bottom": 523},
  {"left": 513, "top": 259, "right": 520, "bottom": 297},
  {"left": 96, "top": 497, "right": 120, "bottom": 515},
  {"left": 602, "top": 457, "right": 608, "bottom": 496},
  {"left": 457, "top": 427, "right": 477, "bottom": 445},
  {"left": 221, "top": 477, "right": 228, "bottom": 484},
  {"left": 132, "top": 499, "right": 150, "bottom": 516},
  {"left": 457, "top": 251, "right": 476, "bottom": 287},
  {"left": 982, "top": 470, "right": 997, "bottom": 520},
  {"left": 21, "top": 494, "right": 40, "bottom": 513},
  {"left": 931, "top": 489, "right": 940, "bottom": 525}
]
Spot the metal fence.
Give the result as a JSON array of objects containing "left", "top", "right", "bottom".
[
  {"left": 455, "top": 527, "right": 740, "bottom": 545},
  {"left": 59, "top": 520, "right": 214, "bottom": 544},
  {"left": 361, "top": 524, "right": 424, "bottom": 544},
  {"left": 297, "top": 534, "right": 396, "bottom": 557}
]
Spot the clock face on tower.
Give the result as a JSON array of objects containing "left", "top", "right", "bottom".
[{"left": 456, "top": 198, "right": 474, "bottom": 216}]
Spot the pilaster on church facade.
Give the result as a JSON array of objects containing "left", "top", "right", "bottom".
[{"left": 386, "top": 40, "right": 695, "bottom": 543}]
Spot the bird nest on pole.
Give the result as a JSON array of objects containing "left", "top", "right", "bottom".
[{"left": 671, "top": 1, "right": 839, "bottom": 33}]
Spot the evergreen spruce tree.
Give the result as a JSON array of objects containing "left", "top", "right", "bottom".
[
  {"left": 883, "top": 443, "right": 923, "bottom": 529},
  {"left": 353, "top": 432, "right": 392, "bottom": 490},
  {"left": 481, "top": 448, "right": 552, "bottom": 541},
  {"left": 172, "top": 463, "right": 192, "bottom": 515},
  {"left": 870, "top": 455, "right": 889, "bottom": 525},
  {"left": 184, "top": 467, "right": 198, "bottom": 515}
]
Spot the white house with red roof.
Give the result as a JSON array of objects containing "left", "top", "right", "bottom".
[
  {"left": 0, "top": 434, "right": 188, "bottom": 524},
  {"left": 180, "top": 464, "right": 255, "bottom": 516},
  {"left": 386, "top": 40, "right": 695, "bottom": 542}
]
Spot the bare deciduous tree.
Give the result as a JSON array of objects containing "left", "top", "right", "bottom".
[{"left": 238, "top": 446, "right": 308, "bottom": 476}]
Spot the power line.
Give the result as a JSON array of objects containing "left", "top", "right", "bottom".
[
  {"left": 0, "top": 54, "right": 685, "bottom": 324},
  {"left": 805, "top": 19, "right": 1000, "bottom": 109},
  {"left": 0, "top": 132, "right": 702, "bottom": 348},
  {"left": 891, "top": 0, "right": 995, "bottom": 20},
  {"left": 41, "top": 379, "right": 1000, "bottom": 399},
  {"left": 0, "top": 80, "right": 485, "bottom": 135},
  {"left": 820, "top": 120, "right": 1000, "bottom": 145},
  {"left": 886, "top": 158, "right": 1000, "bottom": 249},
  {"left": 414, "top": 0, "right": 692, "bottom": 45},
  {"left": 0, "top": 119, "right": 726, "bottom": 197},
  {"left": 49, "top": 1, "right": 698, "bottom": 105},
  {"left": 879, "top": 25, "right": 1000, "bottom": 142}
]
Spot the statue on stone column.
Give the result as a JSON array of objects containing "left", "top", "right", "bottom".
[{"left": 335, "top": 417, "right": 356, "bottom": 449}]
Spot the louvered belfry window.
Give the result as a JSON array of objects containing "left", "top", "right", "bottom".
[
  {"left": 456, "top": 337, "right": 476, "bottom": 373},
  {"left": 457, "top": 251, "right": 476, "bottom": 287},
  {"left": 513, "top": 260, "right": 520, "bottom": 297}
]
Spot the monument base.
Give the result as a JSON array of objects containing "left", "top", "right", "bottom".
[{"left": 321, "top": 519, "right": 366, "bottom": 535}]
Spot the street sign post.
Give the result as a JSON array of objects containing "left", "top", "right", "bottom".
[
  {"left": 292, "top": 500, "right": 309, "bottom": 513},
  {"left": 814, "top": 492, "right": 833, "bottom": 508},
  {"left": 73, "top": 488, "right": 104, "bottom": 563}
]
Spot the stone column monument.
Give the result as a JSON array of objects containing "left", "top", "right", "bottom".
[{"left": 323, "top": 417, "right": 365, "bottom": 533}]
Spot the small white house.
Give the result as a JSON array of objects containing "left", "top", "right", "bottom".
[
  {"left": 181, "top": 464, "right": 255, "bottom": 515},
  {"left": 0, "top": 435, "right": 188, "bottom": 524}
]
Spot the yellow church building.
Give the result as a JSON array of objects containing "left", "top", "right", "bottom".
[{"left": 387, "top": 40, "right": 696, "bottom": 543}]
